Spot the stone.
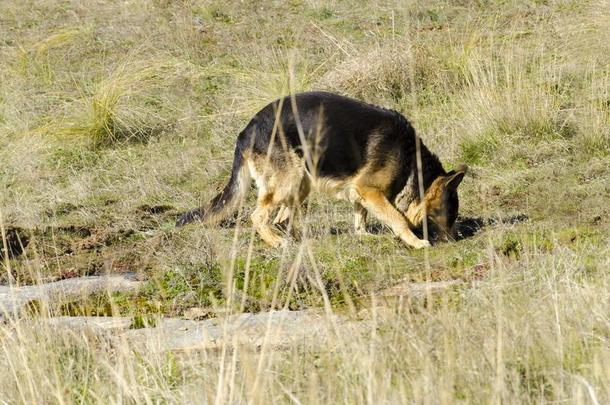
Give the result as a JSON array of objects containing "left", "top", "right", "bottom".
[
  {"left": 124, "top": 309, "right": 365, "bottom": 352},
  {"left": 0, "top": 274, "right": 142, "bottom": 320}
]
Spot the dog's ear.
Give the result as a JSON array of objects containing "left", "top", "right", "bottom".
[{"left": 445, "top": 164, "right": 467, "bottom": 191}]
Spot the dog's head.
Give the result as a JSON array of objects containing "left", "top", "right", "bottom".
[{"left": 422, "top": 164, "right": 468, "bottom": 241}]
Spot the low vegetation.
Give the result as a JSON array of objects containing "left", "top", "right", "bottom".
[{"left": 0, "top": 0, "right": 608, "bottom": 403}]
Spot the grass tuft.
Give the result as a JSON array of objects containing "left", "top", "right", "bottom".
[{"left": 60, "top": 58, "right": 201, "bottom": 147}]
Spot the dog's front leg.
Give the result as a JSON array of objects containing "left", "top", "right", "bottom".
[
  {"left": 353, "top": 202, "right": 369, "bottom": 235},
  {"left": 356, "top": 186, "right": 430, "bottom": 249}
]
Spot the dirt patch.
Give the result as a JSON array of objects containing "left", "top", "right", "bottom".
[
  {"left": 2, "top": 203, "right": 174, "bottom": 285},
  {"left": 1, "top": 227, "right": 30, "bottom": 259}
]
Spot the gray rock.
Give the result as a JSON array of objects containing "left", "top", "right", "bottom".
[
  {"left": 124, "top": 309, "right": 367, "bottom": 352},
  {"left": 45, "top": 315, "right": 133, "bottom": 332},
  {"left": 0, "top": 274, "right": 142, "bottom": 320},
  {"left": 31, "top": 310, "right": 366, "bottom": 352},
  {"left": 379, "top": 279, "right": 464, "bottom": 298}
]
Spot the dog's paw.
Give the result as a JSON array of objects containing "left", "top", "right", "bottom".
[{"left": 413, "top": 239, "right": 431, "bottom": 249}]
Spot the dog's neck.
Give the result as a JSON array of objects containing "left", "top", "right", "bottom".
[
  {"left": 404, "top": 200, "right": 426, "bottom": 227},
  {"left": 393, "top": 172, "right": 426, "bottom": 227},
  {"left": 393, "top": 137, "right": 447, "bottom": 226}
]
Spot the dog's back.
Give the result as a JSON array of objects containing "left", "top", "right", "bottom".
[{"left": 246, "top": 92, "right": 414, "bottom": 181}]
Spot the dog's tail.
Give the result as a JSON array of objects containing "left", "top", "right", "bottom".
[{"left": 176, "top": 133, "right": 251, "bottom": 227}]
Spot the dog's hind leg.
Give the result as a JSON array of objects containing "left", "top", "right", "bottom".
[
  {"left": 357, "top": 186, "right": 430, "bottom": 249},
  {"left": 251, "top": 191, "right": 285, "bottom": 248},
  {"left": 248, "top": 158, "right": 286, "bottom": 247},
  {"left": 272, "top": 175, "right": 310, "bottom": 237},
  {"left": 272, "top": 204, "right": 298, "bottom": 241},
  {"left": 273, "top": 205, "right": 290, "bottom": 225},
  {"left": 250, "top": 153, "right": 308, "bottom": 247}
]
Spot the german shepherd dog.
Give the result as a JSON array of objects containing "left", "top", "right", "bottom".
[{"left": 177, "top": 92, "right": 467, "bottom": 249}]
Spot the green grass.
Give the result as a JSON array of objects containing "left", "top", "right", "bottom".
[{"left": 1, "top": 0, "right": 609, "bottom": 403}]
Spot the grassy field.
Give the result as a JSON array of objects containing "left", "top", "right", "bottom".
[{"left": 1, "top": 0, "right": 609, "bottom": 403}]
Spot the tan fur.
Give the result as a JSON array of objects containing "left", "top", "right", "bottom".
[
  {"left": 246, "top": 152, "right": 310, "bottom": 247},
  {"left": 355, "top": 185, "right": 430, "bottom": 249},
  {"left": 404, "top": 200, "right": 425, "bottom": 228}
]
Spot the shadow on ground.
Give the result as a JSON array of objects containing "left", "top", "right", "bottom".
[
  {"left": 455, "top": 214, "right": 529, "bottom": 240},
  {"left": 328, "top": 213, "right": 529, "bottom": 242}
]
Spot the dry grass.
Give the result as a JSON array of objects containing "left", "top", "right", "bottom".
[
  {"left": 320, "top": 42, "right": 412, "bottom": 101},
  {"left": 1, "top": 0, "right": 609, "bottom": 403}
]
